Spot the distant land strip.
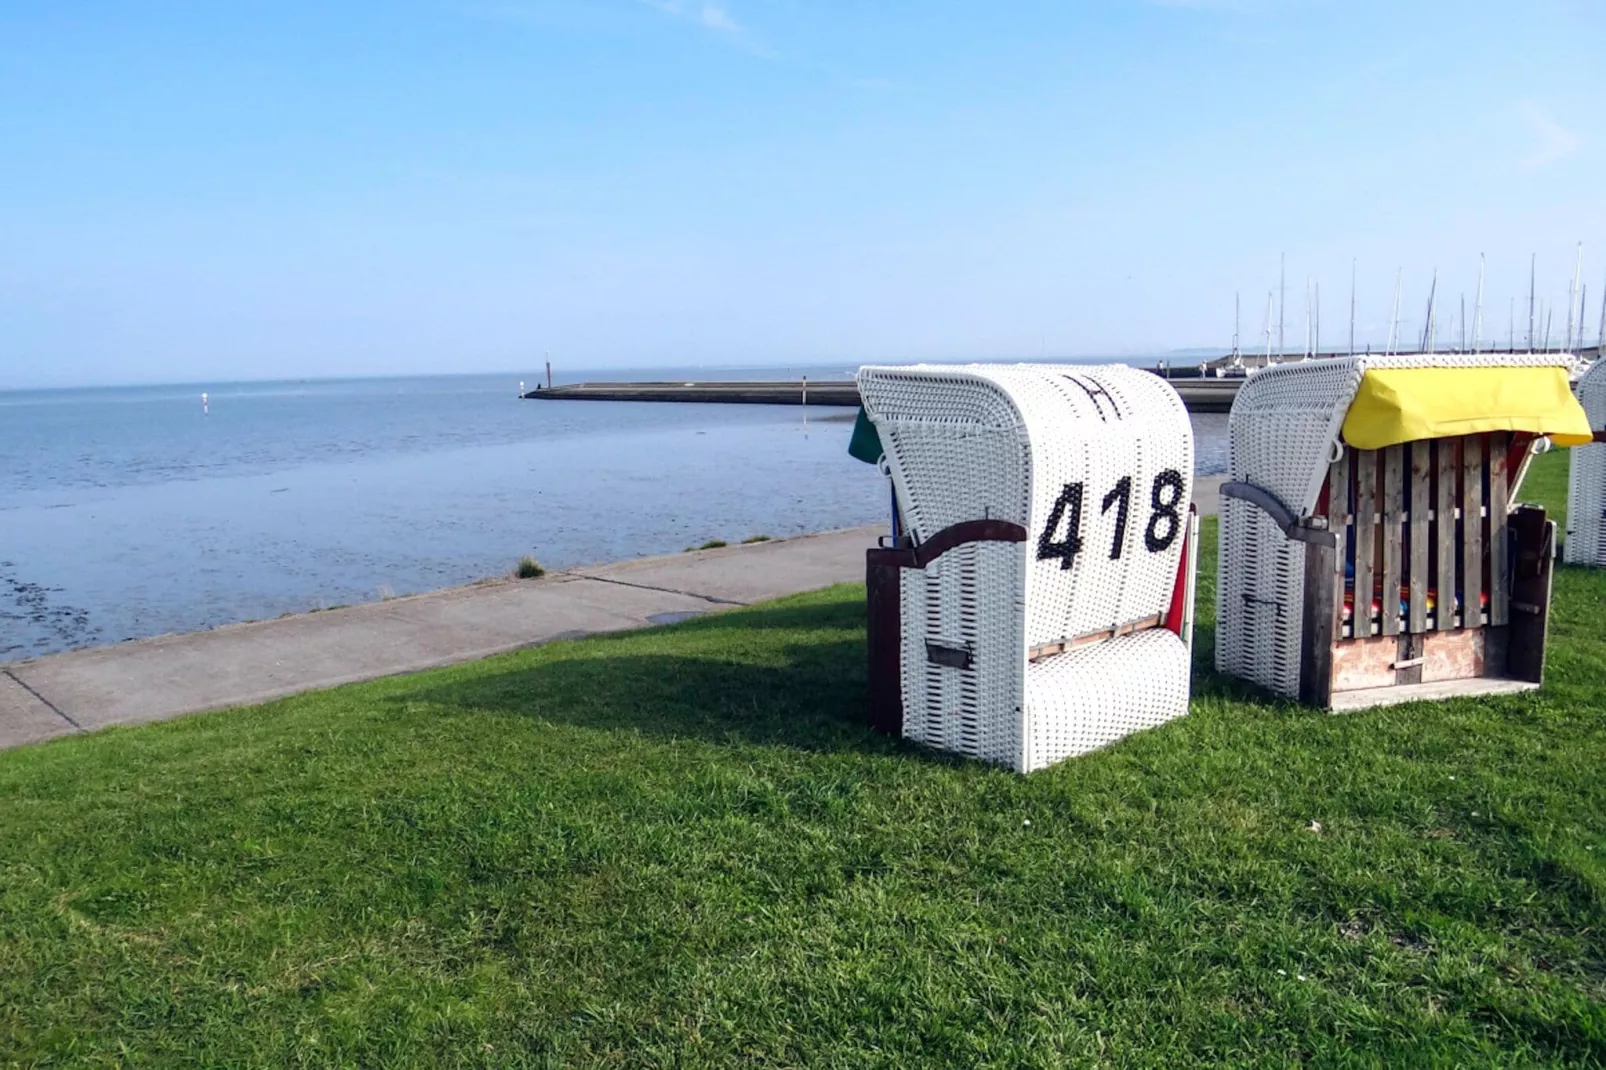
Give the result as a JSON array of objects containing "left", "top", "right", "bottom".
[{"left": 525, "top": 378, "right": 1242, "bottom": 413}]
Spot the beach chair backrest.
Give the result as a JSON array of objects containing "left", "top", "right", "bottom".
[{"left": 858, "top": 364, "right": 1194, "bottom": 653}]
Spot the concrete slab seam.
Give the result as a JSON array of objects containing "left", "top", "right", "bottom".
[
  {"left": 580, "top": 575, "right": 749, "bottom": 607},
  {"left": 3, "top": 670, "right": 81, "bottom": 730}
]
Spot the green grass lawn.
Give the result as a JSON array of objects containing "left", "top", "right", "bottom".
[{"left": 1, "top": 453, "right": 1602, "bottom": 1066}]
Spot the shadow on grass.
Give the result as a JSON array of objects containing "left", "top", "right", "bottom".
[
  {"left": 393, "top": 598, "right": 900, "bottom": 755},
  {"left": 1186, "top": 616, "right": 1286, "bottom": 705},
  {"left": 397, "top": 589, "right": 1287, "bottom": 758}
]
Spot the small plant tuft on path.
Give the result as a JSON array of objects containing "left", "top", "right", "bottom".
[{"left": 513, "top": 556, "right": 545, "bottom": 579}]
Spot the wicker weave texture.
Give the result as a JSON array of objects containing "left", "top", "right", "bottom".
[
  {"left": 859, "top": 363, "right": 1195, "bottom": 650},
  {"left": 1216, "top": 497, "right": 1307, "bottom": 695},
  {"left": 1567, "top": 360, "right": 1606, "bottom": 567},
  {"left": 898, "top": 540, "right": 1025, "bottom": 767},
  {"left": 1215, "top": 358, "right": 1362, "bottom": 695},
  {"left": 1025, "top": 628, "right": 1190, "bottom": 769},
  {"left": 855, "top": 369, "right": 1031, "bottom": 542},
  {"left": 859, "top": 363, "right": 1196, "bottom": 771},
  {"left": 1218, "top": 352, "right": 1575, "bottom": 696},
  {"left": 1005, "top": 366, "right": 1193, "bottom": 651}
]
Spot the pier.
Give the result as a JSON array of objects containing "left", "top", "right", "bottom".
[
  {"left": 525, "top": 376, "right": 1244, "bottom": 413},
  {"left": 526, "top": 380, "right": 863, "bottom": 406},
  {"left": 524, "top": 349, "right": 1603, "bottom": 413}
]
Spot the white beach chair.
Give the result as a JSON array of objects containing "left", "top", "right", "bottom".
[
  {"left": 856, "top": 364, "right": 1198, "bottom": 772},
  {"left": 1218, "top": 352, "right": 1591, "bottom": 710},
  {"left": 1564, "top": 359, "right": 1606, "bottom": 566}
]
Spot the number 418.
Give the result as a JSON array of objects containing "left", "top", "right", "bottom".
[{"left": 1035, "top": 468, "right": 1185, "bottom": 570}]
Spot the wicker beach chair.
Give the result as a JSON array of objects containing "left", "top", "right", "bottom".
[
  {"left": 856, "top": 364, "right": 1198, "bottom": 772},
  {"left": 1565, "top": 359, "right": 1606, "bottom": 567},
  {"left": 1218, "top": 352, "right": 1591, "bottom": 710}
]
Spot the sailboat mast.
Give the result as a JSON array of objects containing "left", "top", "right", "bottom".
[
  {"left": 1528, "top": 254, "right": 1537, "bottom": 349},
  {"left": 1421, "top": 271, "right": 1438, "bottom": 353},
  {"left": 1233, "top": 291, "right": 1240, "bottom": 358},
  {"left": 1304, "top": 277, "right": 1313, "bottom": 358},
  {"left": 1472, "top": 254, "right": 1485, "bottom": 353},
  {"left": 1387, "top": 268, "right": 1403, "bottom": 355},
  {"left": 1598, "top": 272, "right": 1606, "bottom": 354},
  {"left": 1278, "top": 253, "right": 1286, "bottom": 357},
  {"left": 1578, "top": 284, "right": 1587, "bottom": 354},
  {"left": 1314, "top": 280, "right": 1321, "bottom": 357},
  {"left": 1568, "top": 242, "right": 1582, "bottom": 352},
  {"left": 1349, "top": 259, "right": 1356, "bottom": 356}
]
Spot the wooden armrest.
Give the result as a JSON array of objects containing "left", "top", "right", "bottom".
[{"left": 867, "top": 519, "right": 1028, "bottom": 570}]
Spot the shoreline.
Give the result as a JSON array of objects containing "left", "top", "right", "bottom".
[
  {"left": 0, "top": 477, "right": 1225, "bottom": 751},
  {"left": 0, "top": 526, "right": 887, "bottom": 751}
]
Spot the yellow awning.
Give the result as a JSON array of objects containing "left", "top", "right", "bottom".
[{"left": 1340, "top": 365, "right": 1593, "bottom": 450}]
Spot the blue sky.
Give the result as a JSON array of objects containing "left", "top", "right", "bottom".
[{"left": 2, "top": 0, "right": 1603, "bottom": 388}]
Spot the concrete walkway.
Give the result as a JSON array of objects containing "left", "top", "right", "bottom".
[{"left": 0, "top": 476, "right": 1225, "bottom": 751}]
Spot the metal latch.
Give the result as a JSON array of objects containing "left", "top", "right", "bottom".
[{"left": 925, "top": 641, "right": 973, "bottom": 670}]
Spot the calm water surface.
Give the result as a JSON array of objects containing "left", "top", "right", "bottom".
[{"left": 1, "top": 369, "right": 1226, "bottom": 658}]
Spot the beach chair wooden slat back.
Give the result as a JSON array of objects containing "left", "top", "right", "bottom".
[
  {"left": 1408, "top": 441, "right": 1431, "bottom": 634},
  {"left": 1354, "top": 450, "right": 1378, "bottom": 638},
  {"left": 1461, "top": 436, "right": 1485, "bottom": 629},
  {"left": 1328, "top": 449, "right": 1351, "bottom": 639},
  {"left": 1435, "top": 439, "right": 1458, "bottom": 632},
  {"left": 1380, "top": 445, "right": 1404, "bottom": 638},
  {"left": 1489, "top": 433, "right": 1510, "bottom": 627},
  {"left": 1327, "top": 432, "right": 1509, "bottom": 678}
]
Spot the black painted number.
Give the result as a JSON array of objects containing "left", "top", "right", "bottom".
[
  {"left": 1036, "top": 469, "right": 1185, "bottom": 570},
  {"left": 1036, "top": 481, "right": 1085, "bottom": 570},
  {"left": 1144, "top": 468, "right": 1185, "bottom": 552},
  {"left": 1101, "top": 475, "right": 1131, "bottom": 560}
]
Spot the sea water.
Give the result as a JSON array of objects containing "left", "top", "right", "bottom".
[{"left": 1, "top": 369, "right": 1227, "bottom": 658}]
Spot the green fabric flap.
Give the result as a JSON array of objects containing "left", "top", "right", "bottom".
[{"left": 847, "top": 407, "right": 883, "bottom": 464}]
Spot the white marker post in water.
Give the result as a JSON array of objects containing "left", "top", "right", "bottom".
[
  {"left": 519, "top": 381, "right": 525, "bottom": 398},
  {"left": 201, "top": 392, "right": 208, "bottom": 415}
]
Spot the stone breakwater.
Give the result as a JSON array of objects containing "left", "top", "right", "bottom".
[{"left": 526, "top": 379, "right": 1245, "bottom": 413}]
